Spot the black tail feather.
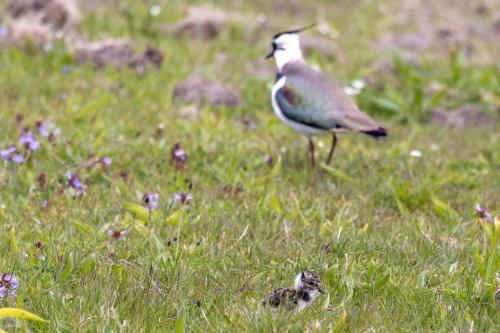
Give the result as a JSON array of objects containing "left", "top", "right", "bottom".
[{"left": 363, "top": 127, "right": 388, "bottom": 140}]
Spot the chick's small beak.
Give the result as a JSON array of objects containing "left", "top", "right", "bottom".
[
  {"left": 265, "top": 49, "right": 274, "bottom": 59},
  {"left": 318, "top": 287, "right": 325, "bottom": 294}
]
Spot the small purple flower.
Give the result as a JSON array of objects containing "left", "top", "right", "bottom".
[
  {"left": 107, "top": 228, "right": 128, "bottom": 241},
  {"left": 475, "top": 203, "right": 493, "bottom": 222},
  {"left": 37, "top": 121, "right": 61, "bottom": 138},
  {"left": 19, "top": 131, "right": 40, "bottom": 152},
  {"left": 119, "top": 170, "right": 130, "bottom": 180},
  {"left": 100, "top": 157, "right": 112, "bottom": 168},
  {"left": 0, "top": 25, "right": 7, "bottom": 39},
  {"left": 143, "top": 192, "right": 159, "bottom": 210},
  {"left": 241, "top": 118, "right": 256, "bottom": 131},
  {"left": 1, "top": 145, "right": 17, "bottom": 161},
  {"left": 12, "top": 153, "right": 24, "bottom": 164},
  {"left": 65, "top": 171, "right": 87, "bottom": 196},
  {"left": 174, "top": 193, "right": 193, "bottom": 205},
  {"left": 37, "top": 122, "right": 50, "bottom": 137},
  {"left": 1, "top": 145, "right": 25, "bottom": 164},
  {"left": 264, "top": 155, "right": 274, "bottom": 166},
  {"left": 223, "top": 183, "right": 244, "bottom": 196},
  {"left": 171, "top": 143, "right": 187, "bottom": 169},
  {"left": 38, "top": 172, "right": 46, "bottom": 189},
  {"left": 0, "top": 273, "right": 19, "bottom": 299},
  {"left": 62, "top": 65, "right": 71, "bottom": 74}
]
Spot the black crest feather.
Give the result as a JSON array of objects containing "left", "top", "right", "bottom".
[{"left": 272, "top": 24, "right": 316, "bottom": 39}]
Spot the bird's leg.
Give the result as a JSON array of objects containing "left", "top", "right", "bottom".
[
  {"left": 308, "top": 136, "right": 315, "bottom": 168},
  {"left": 326, "top": 134, "right": 338, "bottom": 165}
]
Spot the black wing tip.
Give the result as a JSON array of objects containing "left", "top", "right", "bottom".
[{"left": 363, "top": 127, "right": 388, "bottom": 140}]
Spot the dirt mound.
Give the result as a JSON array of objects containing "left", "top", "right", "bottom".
[
  {"left": 5, "top": 0, "right": 79, "bottom": 47},
  {"left": 163, "top": 5, "right": 231, "bottom": 39},
  {"left": 300, "top": 35, "right": 344, "bottom": 59},
  {"left": 74, "top": 39, "right": 164, "bottom": 73},
  {"left": 8, "top": 0, "right": 79, "bottom": 30},
  {"left": 173, "top": 76, "right": 241, "bottom": 107},
  {"left": 245, "top": 58, "right": 275, "bottom": 80},
  {"left": 430, "top": 106, "right": 496, "bottom": 128}
]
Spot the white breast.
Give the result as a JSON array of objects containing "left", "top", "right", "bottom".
[
  {"left": 297, "top": 299, "right": 309, "bottom": 312},
  {"left": 295, "top": 290, "right": 321, "bottom": 312},
  {"left": 271, "top": 77, "right": 327, "bottom": 137}
]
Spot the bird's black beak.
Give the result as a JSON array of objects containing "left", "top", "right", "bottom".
[
  {"left": 265, "top": 49, "right": 274, "bottom": 59},
  {"left": 318, "top": 287, "right": 325, "bottom": 294}
]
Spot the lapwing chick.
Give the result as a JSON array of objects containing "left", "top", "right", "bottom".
[
  {"left": 262, "top": 287, "right": 298, "bottom": 311},
  {"left": 266, "top": 26, "right": 388, "bottom": 167},
  {"left": 294, "top": 270, "right": 324, "bottom": 311},
  {"left": 262, "top": 271, "right": 324, "bottom": 313}
]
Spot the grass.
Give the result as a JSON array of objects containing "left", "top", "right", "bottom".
[{"left": 1, "top": 0, "right": 499, "bottom": 331}]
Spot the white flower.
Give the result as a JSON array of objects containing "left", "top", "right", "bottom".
[
  {"left": 344, "top": 86, "right": 358, "bottom": 96},
  {"left": 351, "top": 79, "right": 366, "bottom": 91},
  {"left": 150, "top": 5, "right": 161, "bottom": 17},
  {"left": 317, "top": 23, "right": 331, "bottom": 35},
  {"left": 410, "top": 150, "right": 422, "bottom": 158}
]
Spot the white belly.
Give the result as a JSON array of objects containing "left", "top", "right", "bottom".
[
  {"left": 296, "top": 290, "right": 321, "bottom": 312},
  {"left": 271, "top": 77, "right": 328, "bottom": 137},
  {"left": 297, "top": 299, "right": 309, "bottom": 312}
]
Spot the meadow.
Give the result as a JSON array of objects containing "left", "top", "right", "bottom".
[{"left": 0, "top": 0, "right": 499, "bottom": 331}]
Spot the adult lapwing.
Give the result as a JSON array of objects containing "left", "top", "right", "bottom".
[{"left": 266, "top": 26, "right": 387, "bottom": 167}]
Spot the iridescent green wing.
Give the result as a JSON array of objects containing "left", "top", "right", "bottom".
[{"left": 275, "top": 75, "right": 344, "bottom": 130}]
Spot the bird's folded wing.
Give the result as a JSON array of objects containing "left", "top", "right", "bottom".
[
  {"left": 276, "top": 63, "right": 381, "bottom": 132},
  {"left": 275, "top": 76, "right": 349, "bottom": 130}
]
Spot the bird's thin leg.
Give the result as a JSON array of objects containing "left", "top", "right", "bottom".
[
  {"left": 308, "top": 136, "right": 315, "bottom": 168},
  {"left": 326, "top": 134, "right": 338, "bottom": 165}
]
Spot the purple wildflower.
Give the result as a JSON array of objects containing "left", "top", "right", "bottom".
[
  {"left": 264, "top": 155, "right": 274, "bottom": 166},
  {"left": 15, "top": 114, "right": 24, "bottom": 124},
  {"left": 100, "top": 157, "right": 112, "bottom": 168},
  {"left": 36, "top": 121, "right": 60, "bottom": 138},
  {"left": 119, "top": 170, "right": 130, "bottom": 180},
  {"left": 475, "top": 203, "right": 493, "bottom": 222},
  {"left": 38, "top": 172, "right": 46, "bottom": 189},
  {"left": 107, "top": 228, "right": 128, "bottom": 241},
  {"left": 0, "top": 25, "right": 7, "bottom": 39},
  {"left": 222, "top": 183, "right": 244, "bottom": 196},
  {"left": 1, "top": 145, "right": 17, "bottom": 161},
  {"left": 143, "top": 192, "right": 159, "bottom": 210},
  {"left": 62, "top": 65, "right": 71, "bottom": 74},
  {"left": 0, "top": 273, "right": 19, "bottom": 299},
  {"left": 241, "top": 118, "right": 256, "bottom": 131},
  {"left": 35, "top": 241, "right": 45, "bottom": 251},
  {"left": 1, "top": 145, "right": 25, "bottom": 164},
  {"left": 174, "top": 193, "right": 193, "bottom": 205},
  {"left": 65, "top": 171, "right": 87, "bottom": 196},
  {"left": 171, "top": 143, "right": 187, "bottom": 169},
  {"left": 12, "top": 153, "right": 24, "bottom": 164},
  {"left": 19, "top": 131, "right": 40, "bottom": 152}
]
